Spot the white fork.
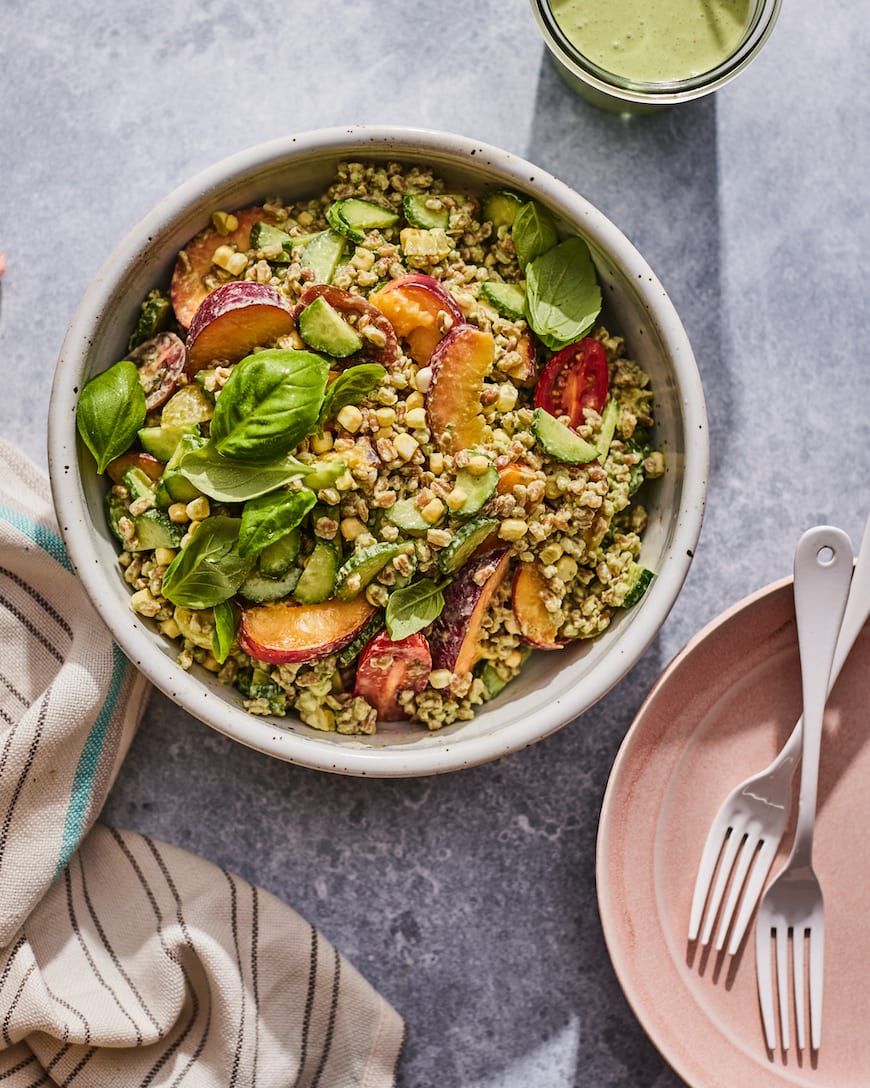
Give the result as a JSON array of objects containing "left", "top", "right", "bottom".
[
  {"left": 688, "top": 512, "right": 870, "bottom": 954},
  {"left": 755, "top": 525, "right": 852, "bottom": 1052}
]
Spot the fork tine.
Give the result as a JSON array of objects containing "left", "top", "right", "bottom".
[
  {"left": 809, "top": 919, "right": 825, "bottom": 1050},
  {"left": 713, "top": 825, "right": 762, "bottom": 950},
  {"left": 726, "top": 835, "right": 780, "bottom": 955},
  {"left": 688, "top": 818, "right": 732, "bottom": 941},
  {"left": 775, "top": 923, "right": 791, "bottom": 1051},
  {"left": 694, "top": 815, "right": 749, "bottom": 944},
  {"left": 793, "top": 927, "right": 806, "bottom": 1051},
  {"left": 755, "top": 920, "right": 777, "bottom": 1050}
]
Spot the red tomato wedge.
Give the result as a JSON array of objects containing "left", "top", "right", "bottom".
[
  {"left": 534, "top": 338, "right": 609, "bottom": 427},
  {"left": 353, "top": 630, "right": 432, "bottom": 720}
]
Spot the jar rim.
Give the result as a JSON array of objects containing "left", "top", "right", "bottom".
[{"left": 531, "top": 0, "right": 782, "bottom": 103}]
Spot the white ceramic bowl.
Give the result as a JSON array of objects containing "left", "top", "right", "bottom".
[{"left": 48, "top": 126, "right": 708, "bottom": 777}]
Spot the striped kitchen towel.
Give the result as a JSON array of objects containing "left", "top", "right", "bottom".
[{"left": 0, "top": 439, "right": 404, "bottom": 1086}]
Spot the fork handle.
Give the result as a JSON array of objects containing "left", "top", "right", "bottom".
[{"left": 791, "top": 526, "right": 853, "bottom": 864}]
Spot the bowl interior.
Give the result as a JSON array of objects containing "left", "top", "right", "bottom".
[{"left": 48, "top": 127, "right": 707, "bottom": 776}]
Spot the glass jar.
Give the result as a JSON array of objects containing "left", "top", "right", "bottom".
[{"left": 529, "top": 0, "right": 782, "bottom": 113}]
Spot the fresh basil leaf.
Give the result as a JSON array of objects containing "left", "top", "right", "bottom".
[
  {"left": 212, "top": 599, "right": 238, "bottom": 664},
  {"left": 511, "top": 200, "right": 559, "bottom": 269},
  {"left": 239, "top": 488, "right": 317, "bottom": 557},
  {"left": 76, "top": 359, "right": 147, "bottom": 474},
  {"left": 385, "top": 577, "right": 449, "bottom": 641},
  {"left": 525, "top": 236, "right": 602, "bottom": 351},
  {"left": 179, "top": 442, "right": 310, "bottom": 502},
  {"left": 162, "top": 516, "right": 254, "bottom": 609},
  {"left": 210, "top": 349, "right": 329, "bottom": 463},
  {"left": 318, "top": 363, "right": 386, "bottom": 429}
]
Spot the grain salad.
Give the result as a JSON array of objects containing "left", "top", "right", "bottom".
[{"left": 76, "top": 161, "right": 663, "bottom": 734}]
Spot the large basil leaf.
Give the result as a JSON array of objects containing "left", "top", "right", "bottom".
[
  {"left": 318, "top": 363, "right": 386, "bottom": 429},
  {"left": 162, "top": 516, "right": 253, "bottom": 609},
  {"left": 76, "top": 359, "right": 147, "bottom": 473},
  {"left": 385, "top": 577, "right": 449, "bottom": 640},
  {"left": 524, "top": 236, "right": 602, "bottom": 351},
  {"left": 179, "top": 442, "right": 310, "bottom": 502},
  {"left": 511, "top": 200, "right": 559, "bottom": 269},
  {"left": 239, "top": 488, "right": 317, "bottom": 557},
  {"left": 210, "top": 349, "right": 329, "bottom": 463}
]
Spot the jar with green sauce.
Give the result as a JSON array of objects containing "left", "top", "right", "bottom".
[{"left": 529, "top": 0, "right": 781, "bottom": 112}]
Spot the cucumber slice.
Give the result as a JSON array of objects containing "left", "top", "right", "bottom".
[
  {"left": 128, "top": 295, "right": 171, "bottom": 351},
  {"left": 437, "top": 516, "right": 498, "bottom": 574},
  {"left": 480, "top": 280, "right": 526, "bottom": 320},
  {"left": 326, "top": 198, "right": 399, "bottom": 243},
  {"left": 298, "top": 296, "right": 364, "bottom": 358},
  {"left": 106, "top": 492, "right": 126, "bottom": 543},
  {"left": 403, "top": 193, "right": 449, "bottom": 230},
  {"left": 299, "top": 229, "right": 346, "bottom": 284},
  {"left": 532, "top": 408, "right": 599, "bottom": 464},
  {"left": 623, "top": 564, "right": 654, "bottom": 608},
  {"left": 138, "top": 424, "right": 197, "bottom": 463},
  {"left": 294, "top": 541, "right": 340, "bottom": 604},
  {"left": 337, "top": 612, "right": 385, "bottom": 667},
  {"left": 595, "top": 399, "right": 620, "bottom": 461},
  {"left": 258, "top": 527, "right": 302, "bottom": 577},
  {"left": 384, "top": 496, "right": 436, "bottom": 535},
  {"left": 452, "top": 462, "right": 498, "bottom": 517},
  {"left": 238, "top": 565, "right": 301, "bottom": 603},
  {"left": 249, "top": 221, "right": 294, "bottom": 261},
  {"left": 129, "top": 509, "right": 183, "bottom": 552},
  {"left": 123, "top": 466, "right": 156, "bottom": 502},
  {"left": 481, "top": 188, "right": 525, "bottom": 229},
  {"left": 334, "top": 542, "right": 409, "bottom": 601},
  {"left": 302, "top": 459, "right": 347, "bottom": 491}
]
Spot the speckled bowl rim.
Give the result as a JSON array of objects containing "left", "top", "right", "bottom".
[{"left": 48, "top": 125, "right": 708, "bottom": 777}]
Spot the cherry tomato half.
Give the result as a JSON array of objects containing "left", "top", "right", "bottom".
[
  {"left": 353, "top": 630, "right": 432, "bottom": 720},
  {"left": 533, "top": 337, "right": 609, "bottom": 427}
]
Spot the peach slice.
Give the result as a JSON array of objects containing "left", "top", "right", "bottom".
[
  {"left": 426, "top": 324, "right": 495, "bottom": 453},
  {"left": 239, "top": 595, "right": 376, "bottom": 665},
  {"left": 496, "top": 462, "right": 538, "bottom": 496},
  {"left": 428, "top": 546, "right": 511, "bottom": 673},
  {"left": 185, "top": 281, "right": 296, "bottom": 375},
  {"left": 512, "top": 563, "right": 564, "bottom": 650},
  {"left": 353, "top": 630, "right": 432, "bottom": 720},
  {"left": 170, "top": 206, "right": 271, "bottom": 328},
  {"left": 368, "top": 273, "right": 464, "bottom": 364}
]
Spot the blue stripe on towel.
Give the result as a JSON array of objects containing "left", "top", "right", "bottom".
[
  {"left": 0, "top": 505, "right": 73, "bottom": 573},
  {"left": 0, "top": 504, "right": 128, "bottom": 872},
  {"left": 56, "top": 642, "right": 127, "bottom": 872}
]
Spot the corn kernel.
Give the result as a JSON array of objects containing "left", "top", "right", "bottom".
[
  {"left": 340, "top": 517, "right": 367, "bottom": 541},
  {"left": 404, "top": 406, "right": 428, "bottom": 430},
  {"left": 539, "top": 541, "right": 564, "bottom": 565},
  {"left": 212, "top": 244, "right": 235, "bottom": 269},
  {"left": 310, "top": 431, "right": 334, "bottom": 454},
  {"left": 429, "top": 669, "right": 453, "bottom": 689},
  {"left": 335, "top": 471, "right": 355, "bottom": 491},
  {"left": 186, "top": 496, "right": 210, "bottom": 521},
  {"left": 130, "top": 588, "right": 160, "bottom": 617},
  {"left": 405, "top": 390, "right": 425, "bottom": 411},
  {"left": 415, "top": 366, "right": 433, "bottom": 393},
  {"left": 168, "top": 502, "right": 189, "bottom": 524},
  {"left": 211, "top": 210, "right": 239, "bottom": 235},
  {"left": 498, "top": 518, "right": 529, "bottom": 541},
  {"left": 225, "top": 251, "right": 248, "bottom": 276},
  {"left": 154, "top": 547, "right": 177, "bottom": 567},
  {"left": 394, "top": 432, "right": 419, "bottom": 462},
  {"left": 467, "top": 454, "right": 491, "bottom": 477},
  {"left": 426, "top": 528, "right": 452, "bottom": 548},
  {"left": 376, "top": 407, "right": 397, "bottom": 428},
  {"left": 421, "top": 497, "right": 445, "bottom": 524},
  {"left": 496, "top": 383, "right": 519, "bottom": 413},
  {"left": 159, "top": 617, "right": 181, "bottom": 640},
  {"left": 445, "top": 487, "right": 468, "bottom": 512},
  {"left": 337, "top": 405, "right": 364, "bottom": 432},
  {"left": 375, "top": 427, "right": 394, "bottom": 441},
  {"left": 555, "top": 555, "right": 579, "bottom": 581}
]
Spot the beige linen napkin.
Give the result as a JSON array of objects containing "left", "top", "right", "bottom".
[{"left": 0, "top": 439, "right": 404, "bottom": 1086}]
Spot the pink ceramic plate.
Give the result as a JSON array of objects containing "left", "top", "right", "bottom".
[{"left": 597, "top": 575, "right": 870, "bottom": 1087}]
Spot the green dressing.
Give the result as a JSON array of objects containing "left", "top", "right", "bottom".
[{"left": 550, "top": 0, "right": 753, "bottom": 83}]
